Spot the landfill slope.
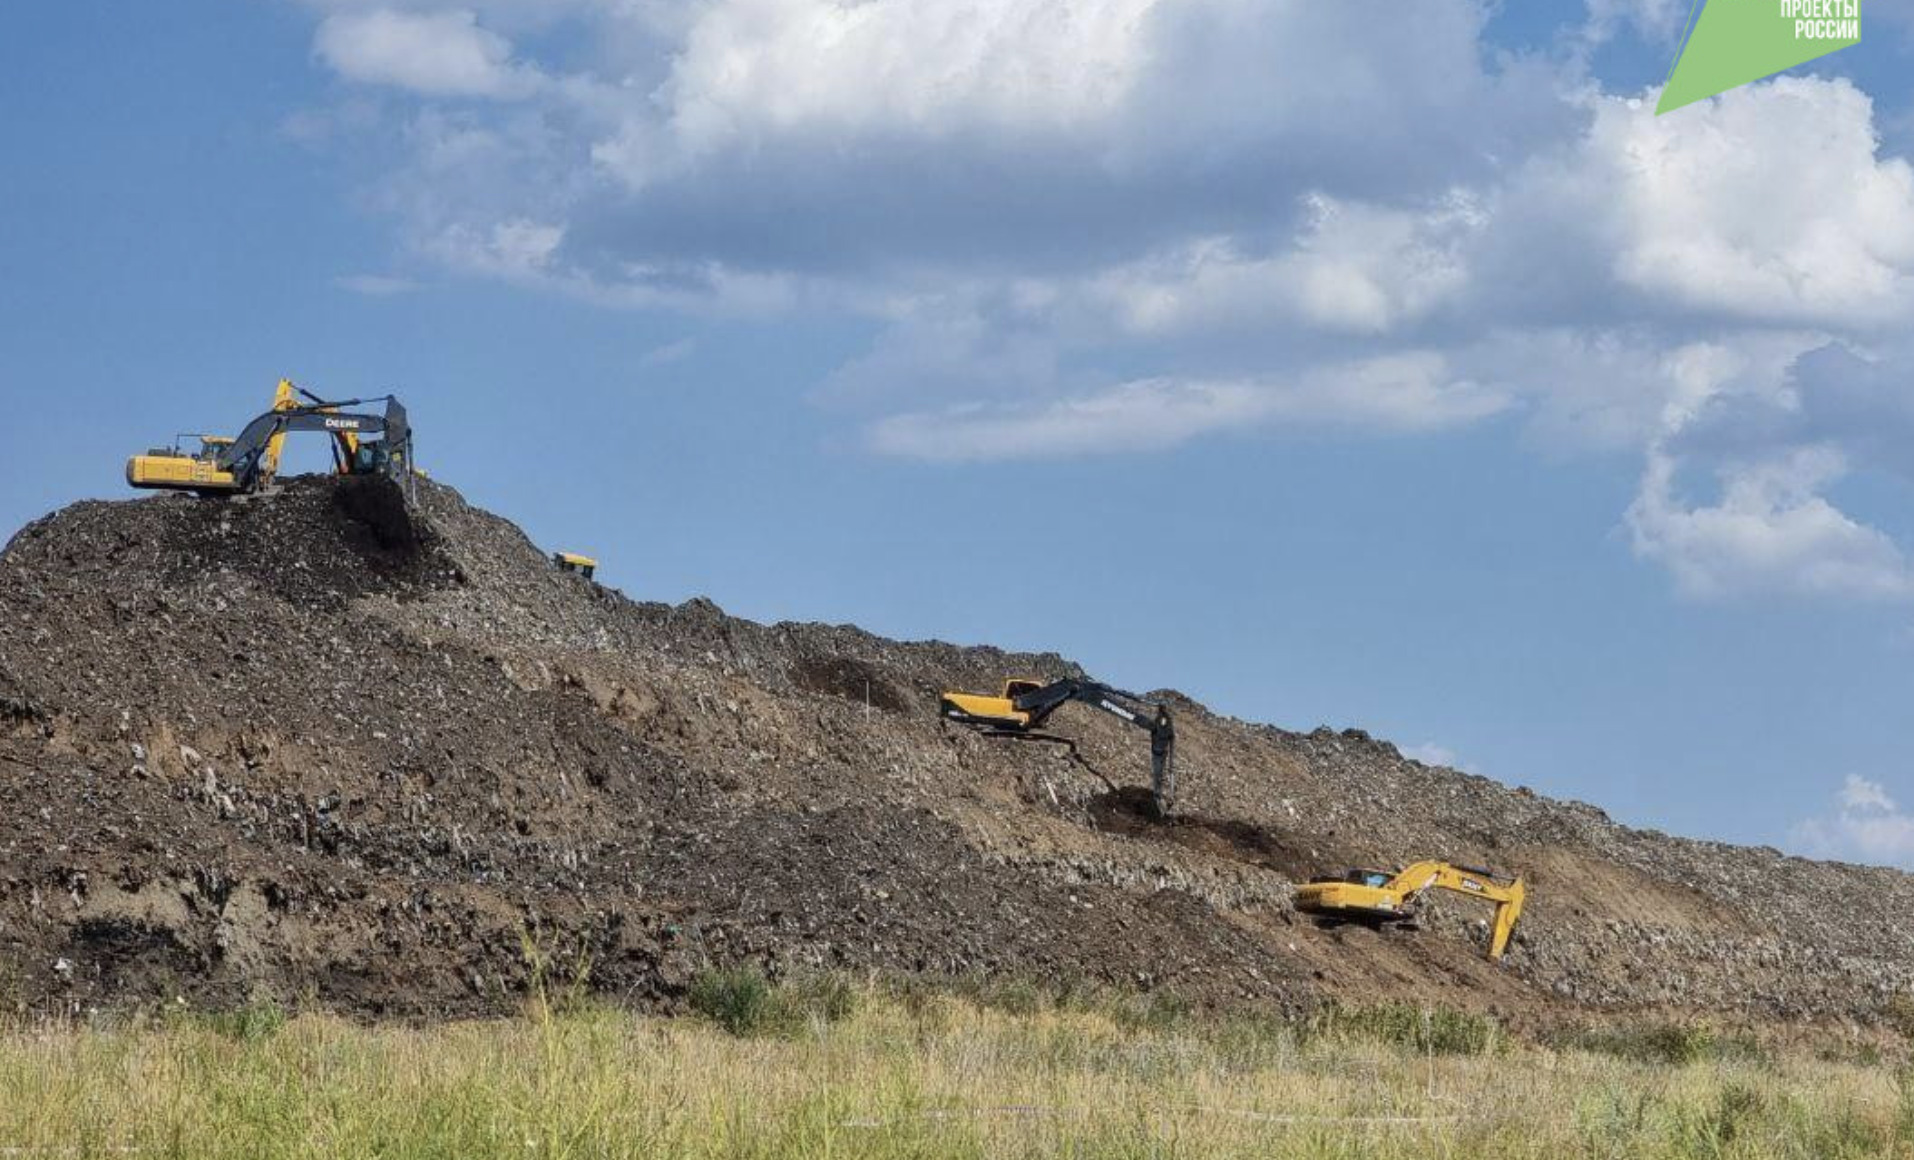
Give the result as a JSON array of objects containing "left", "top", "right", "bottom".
[{"left": 2, "top": 476, "right": 1911, "bottom": 1026}]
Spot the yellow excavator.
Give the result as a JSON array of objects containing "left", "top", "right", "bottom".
[
  {"left": 939, "top": 678, "right": 1176, "bottom": 816},
  {"left": 1295, "top": 860, "right": 1526, "bottom": 960},
  {"left": 552, "top": 552, "right": 598, "bottom": 579},
  {"left": 127, "top": 380, "right": 413, "bottom": 496}
]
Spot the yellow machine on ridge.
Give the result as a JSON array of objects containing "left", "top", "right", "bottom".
[
  {"left": 127, "top": 379, "right": 413, "bottom": 497},
  {"left": 1295, "top": 860, "right": 1526, "bottom": 960},
  {"left": 553, "top": 552, "right": 599, "bottom": 579}
]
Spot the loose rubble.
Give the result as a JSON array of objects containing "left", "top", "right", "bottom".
[{"left": 1, "top": 475, "right": 1910, "bottom": 1027}]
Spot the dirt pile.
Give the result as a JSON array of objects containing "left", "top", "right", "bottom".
[{"left": 2, "top": 477, "right": 1911, "bottom": 1026}]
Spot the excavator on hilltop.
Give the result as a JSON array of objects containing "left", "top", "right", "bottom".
[
  {"left": 1295, "top": 859, "right": 1526, "bottom": 960},
  {"left": 126, "top": 380, "right": 414, "bottom": 498},
  {"left": 939, "top": 678, "right": 1176, "bottom": 816}
]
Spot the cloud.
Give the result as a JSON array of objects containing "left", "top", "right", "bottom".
[
  {"left": 1618, "top": 336, "right": 1914, "bottom": 601},
  {"left": 1842, "top": 775, "right": 1898, "bottom": 813},
  {"left": 867, "top": 354, "right": 1509, "bottom": 461},
  {"left": 1092, "top": 192, "right": 1485, "bottom": 338},
  {"left": 660, "top": 0, "right": 1159, "bottom": 154},
  {"left": 868, "top": 378, "right": 1268, "bottom": 461},
  {"left": 1581, "top": 0, "right": 1691, "bottom": 42},
  {"left": 312, "top": 0, "right": 1569, "bottom": 284},
  {"left": 1794, "top": 774, "right": 1914, "bottom": 868},
  {"left": 430, "top": 217, "right": 564, "bottom": 277},
  {"left": 1676, "top": 342, "right": 1914, "bottom": 485},
  {"left": 1498, "top": 80, "right": 1914, "bottom": 328},
  {"left": 315, "top": 9, "right": 537, "bottom": 98},
  {"left": 1627, "top": 446, "right": 1914, "bottom": 600},
  {"left": 608, "top": 0, "right": 1560, "bottom": 184},
  {"left": 287, "top": 2, "right": 1914, "bottom": 602}
]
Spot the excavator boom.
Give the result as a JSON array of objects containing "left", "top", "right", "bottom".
[
  {"left": 1295, "top": 858, "right": 1525, "bottom": 960},
  {"left": 939, "top": 677, "right": 1176, "bottom": 815}
]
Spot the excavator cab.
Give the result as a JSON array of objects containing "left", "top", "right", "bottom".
[
  {"left": 1324, "top": 869, "right": 1393, "bottom": 888},
  {"left": 188, "top": 435, "right": 232, "bottom": 461},
  {"left": 138, "top": 434, "right": 230, "bottom": 464},
  {"left": 351, "top": 441, "right": 390, "bottom": 475}
]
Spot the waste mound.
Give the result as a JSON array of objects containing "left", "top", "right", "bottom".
[{"left": 2, "top": 476, "right": 1911, "bottom": 1027}]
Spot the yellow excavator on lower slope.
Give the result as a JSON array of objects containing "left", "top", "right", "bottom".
[{"left": 1295, "top": 860, "right": 1526, "bottom": 960}]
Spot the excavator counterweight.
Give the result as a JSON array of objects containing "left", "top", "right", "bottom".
[
  {"left": 1295, "top": 859, "right": 1526, "bottom": 960},
  {"left": 940, "top": 677, "right": 1176, "bottom": 816}
]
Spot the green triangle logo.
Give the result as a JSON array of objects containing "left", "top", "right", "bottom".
[{"left": 1658, "top": 0, "right": 1861, "bottom": 115}]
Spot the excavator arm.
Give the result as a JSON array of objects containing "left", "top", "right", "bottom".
[
  {"left": 187, "top": 379, "right": 357, "bottom": 489},
  {"left": 219, "top": 401, "right": 390, "bottom": 491},
  {"left": 939, "top": 677, "right": 1176, "bottom": 814},
  {"left": 129, "top": 381, "right": 414, "bottom": 496},
  {"left": 1296, "top": 858, "right": 1526, "bottom": 960},
  {"left": 1388, "top": 861, "right": 1526, "bottom": 959}
]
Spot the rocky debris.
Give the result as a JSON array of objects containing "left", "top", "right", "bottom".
[{"left": 1, "top": 474, "right": 1911, "bottom": 1027}]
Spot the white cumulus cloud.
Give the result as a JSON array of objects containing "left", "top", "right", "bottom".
[
  {"left": 1626, "top": 446, "right": 1914, "bottom": 601},
  {"left": 867, "top": 354, "right": 1508, "bottom": 461},
  {"left": 315, "top": 9, "right": 537, "bottom": 98},
  {"left": 286, "top": 1, "right": 1914, "bottom": 604},
  {"left": 1093, "top": 191, "right": 1485, "bottom": 337},
  {"left": 663, "top": 0, "right": 1159, "bottom": 150},
  {"left": 1794, "top": 774, "right": 1914, "bottom": 868},
  {"left": 1507, "top": 79, "right": 1914, "bottom": 328}
]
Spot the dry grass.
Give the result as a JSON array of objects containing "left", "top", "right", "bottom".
[{"left": 0, "top": 987, "right": 1908, "bottom": 1158}]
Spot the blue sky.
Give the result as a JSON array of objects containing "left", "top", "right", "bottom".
[{"left": 4, "top": 0, "right": 1914, "bottom": 865}]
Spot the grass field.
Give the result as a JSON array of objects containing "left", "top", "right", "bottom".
[{"left": 0, "top": 975, "right": 1909, "bottom": 1159}]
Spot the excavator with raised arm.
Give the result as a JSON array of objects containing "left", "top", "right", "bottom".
[
  {"left": 126, "top": 380, "right": 414, "bottom": 497},
  {"left": 1295, "top": 859, "right": 1526, "bottom": 960},
  {"left": 939, "top": 678, "right": 1176, "bottom": 816}
]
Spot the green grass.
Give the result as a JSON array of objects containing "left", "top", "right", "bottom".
[
  {"left": 0, "top": 986, "right": 1906, "bottom": 1158},
  {"left": 1303, "top": 1000, "right": 1504, "bottom": 1056},
  {"left": 688, "top": 966, "right": 859, "bottom": 1036},
  {"left": 1555, "top": 1021, "right": 1769, "bottom": 1067}
]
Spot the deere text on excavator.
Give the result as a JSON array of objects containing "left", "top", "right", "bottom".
[
  {"left": 939, "top": 678, "right": 1176, "bottom": 816},
  {"left": 1295, "top": 860, "right": 1526, "bottom": 960},
  {"left": 127, "top": 380, "right": 414, "bottom": 497}
]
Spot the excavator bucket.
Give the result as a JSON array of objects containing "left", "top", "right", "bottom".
[{"left": 1487, "top": 877, "right": 1525, "bottom": 959}]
